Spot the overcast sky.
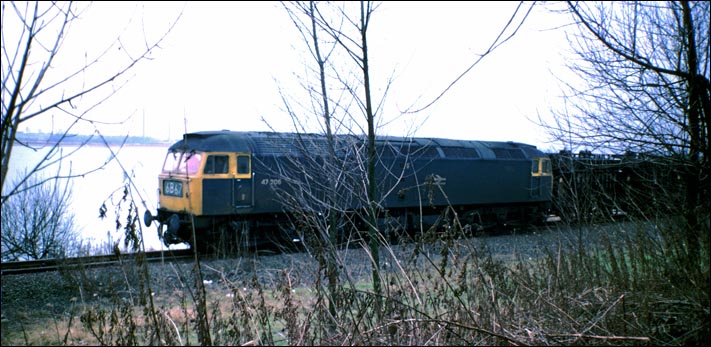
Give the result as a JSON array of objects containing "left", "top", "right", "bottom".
[{"left": 20, "top": 1, "right": 574, "bottom": 152}]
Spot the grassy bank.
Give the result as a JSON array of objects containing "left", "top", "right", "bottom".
[{"left": 1, "top": 218, "right": 709, "bottom": 346}]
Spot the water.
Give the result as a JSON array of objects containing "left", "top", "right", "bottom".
[{"left": 4, "top": 142, "right": 186, "bottom": 252}]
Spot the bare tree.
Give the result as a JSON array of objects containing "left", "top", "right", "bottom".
[
  {"left": 1, "top": 170, "right": 77, "bottom": 261},
  {"left": 1, "top": 2, "right": 181, "bottom": 206},
  {"left": 273, "top": 1, "right": 539, "bottom": 323},
  {"left": 274, "top": 1, "right": 389, "bottom": 317},
  {"left": 543, "top": 1, "right": 710, "bottom": 251},
  {"left": 276, "top": 1, "right": 350, "bottom": 326}
]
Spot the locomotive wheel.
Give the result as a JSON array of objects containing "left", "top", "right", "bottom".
[{"left": 160, "top": 214, "right": 182, "bottom": 247}]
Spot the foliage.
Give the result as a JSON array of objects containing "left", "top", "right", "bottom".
[
  {"left": 543, "top": 1, "right": 710, "bottom": 245},
  {"left": 1, "top": 171, "right": 78, "bottom": 261},
  {"left": 546, "top": 1, "right": 710, "bottom": 157},
  {"left": 2, "top": 216, "right": 708, "bottom": 346}
]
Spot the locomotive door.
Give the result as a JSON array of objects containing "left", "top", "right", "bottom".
[
  {"left": 530, "top": 158, "right": 552, "bottom": 198},
  {"left": 233, "top": 154, "right": 253, "bottom": 208},
  {"left": 531, "top": 159, "right": 542, "bottom": 197}
]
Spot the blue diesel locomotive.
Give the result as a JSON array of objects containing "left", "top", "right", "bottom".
[{"left": 144, "top": 131, "right": 553, "bottom": 249}]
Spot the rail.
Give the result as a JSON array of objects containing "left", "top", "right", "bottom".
[{"left": 1, "top": 249, "right": 195, "bottom": 276}]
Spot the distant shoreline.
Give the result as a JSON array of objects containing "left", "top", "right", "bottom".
[
  {"left": 17, "top": 140, "right": 175, "bottom": 147},
  {"left": 15, "top": 132, "right": 176, "bottom": 147}
]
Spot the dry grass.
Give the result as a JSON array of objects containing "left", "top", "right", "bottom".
[{"left": 2, "top": 217, "right": 709, "bottom": 346}]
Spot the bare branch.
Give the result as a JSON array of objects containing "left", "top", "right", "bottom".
[
  {"left": 2, "top": 2, "right": 183, "bottom": 205},
  {"left": 407, "top": 1, "right": 536, "bottom": 114}
]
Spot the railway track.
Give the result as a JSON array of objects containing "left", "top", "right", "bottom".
[
  {"left": 1, "top": 249, "right": 195, "bottom": 276},
  {"left": 1, "top": 215, "right": 617, "bottom": 277}
]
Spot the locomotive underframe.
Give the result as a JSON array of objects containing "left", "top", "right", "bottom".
[{"left": 155, "top": 198, "right": 550, "bottom": 251}]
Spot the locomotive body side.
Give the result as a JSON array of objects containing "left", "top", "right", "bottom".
[
  {"left": 373, "top": 139, "right": 552, "bottom": 231},
  {"left": 145, "top": 131, "right": 553, "bottom": 249}
]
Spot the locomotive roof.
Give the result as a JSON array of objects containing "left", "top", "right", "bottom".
[{"left": 168, "top": 130, "right": 545, "bottom": 160}]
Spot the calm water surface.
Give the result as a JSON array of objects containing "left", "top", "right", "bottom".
[{"left": 6, "top": 143, "right": 185, "bottom": 252}]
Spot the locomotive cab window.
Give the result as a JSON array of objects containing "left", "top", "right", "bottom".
[
  {"left": 236, "top": 154, "right": 251, "bottom": 178},
  {"left": 531, "top": 158, "right": 540, "bottom": 174},
  {"left": 531, "top": 157, "right": 552, "bottom": 176},
  {"left": 162, "top": 151, "right": 203, "bottom": 175},
  {"left": 204, "top": 155, "right": 229, "bottom": 174},
  {"left": 183, "top": 152, "right": 202, "bottom": 174},
  {"left": 541, "top": 158, "right": 552, "bottom": 175},
  {"left": 162, "top": 151, "right": 180, "bottom": 173}
]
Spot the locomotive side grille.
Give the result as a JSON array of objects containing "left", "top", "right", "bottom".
[
  {"left": 252, "top": 136, "right": 332, "bottom": 156},
  {"left": 441, "top": 146, "right": 480, "bottom": 159},
  {"left": 413, "top": 146, "right": 441, "bottom": 158},
  {"left": 252, "top": 137, "right": 300, "bottom": 156},
  {"left": 493, "top": 148, "right": 525, "bottom": 159}
]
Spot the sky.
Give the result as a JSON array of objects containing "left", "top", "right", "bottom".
[{"left": 18, "top": 1, "right": 574, "bottom": 152}]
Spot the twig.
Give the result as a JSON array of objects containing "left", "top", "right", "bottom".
[{"left": 546, "top": 333, "right": 650, "bottom": 342}]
